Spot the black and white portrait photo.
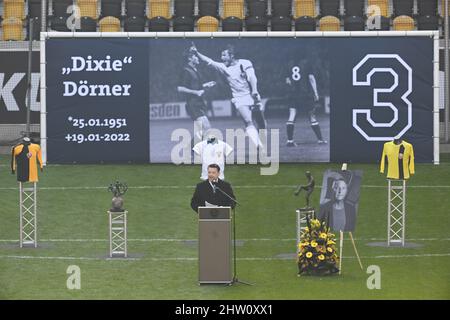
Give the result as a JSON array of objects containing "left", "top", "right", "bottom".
[{"left": 318, "top": 169, "right": 363, "bottom": 232}]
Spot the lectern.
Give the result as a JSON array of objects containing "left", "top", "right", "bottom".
[{"left": 198, "top": 206, "right": 232, "bottom": 284}]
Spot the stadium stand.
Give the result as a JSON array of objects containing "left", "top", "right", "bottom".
[
  {"left": 320, "top": 0, "right": 340, "bottom": 17},
  {"left": 223, "top": 0, "right": 244, "bottom": 19},
  {"left": 101, "top": 0, "right": 123, "bottom": 19},
  {"left": 344, "top": 0, "right": 364, "bottom": 17},
  {"left": 319, "top": 15, "right": 340, "bottom": 30},
  {"left": 222, "top": 15, "right": 243, "bottom": 31},
  {"left": 148, "top": 0, "right": 171, "bottom": 19},
  {"left": 173, "top": 15, "right": 194, "bottom": 31},
  {"left": 99, "top": 15, "right": 121, "bottom": 31},
  {"left": 393, "top": 14, "right": 415, "bottom": 30},
  {"left": 271, "top": 15, "right": 293, "bottom": 31},
  {"left": 148, "top": 15, "right": 170, "bottom": 31},
  {"left": 197, "top": 15, "right": 219, "bottom": 31},
  {"left": 77, "top": 0, "right": 99, "bottom": 19},
  {"left": 295, "top": 0, "right": 316, "bottom": 18},
  {"left": 124, "top": 15, "right": 146, "bottom": 31},
  {"left": 245, "top": 14, "right": 268, "bottom": 31},
  {"left": 295, "top": 15, "right": 316, "bottom": 30},
  {"left": 198, "top": 0, "right": 219, "bottom": 17}
]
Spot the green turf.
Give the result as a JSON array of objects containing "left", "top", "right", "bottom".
[{"left": 0, "top": 157, "right": 449, "bottom": 299}]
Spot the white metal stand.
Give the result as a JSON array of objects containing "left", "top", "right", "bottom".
[
  {"left": 19, "top": 182, "right": 37, "bottom": 248},
  {"left": 108, "top": 210, "right": 128, "bottom": 258},
  {"left": 296, "top": 208, "right": 315, "bottom": 254},
  {"left": 387, "top": 179, "right": 406, "bottom": 246}
]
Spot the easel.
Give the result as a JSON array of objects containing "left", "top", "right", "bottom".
[{"left": 338, "top": 163, "right": 363, "bottom": 274}]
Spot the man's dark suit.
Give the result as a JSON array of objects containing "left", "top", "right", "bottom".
[{"left": 191, "top": 179, "right": 236, "bottom": 213}]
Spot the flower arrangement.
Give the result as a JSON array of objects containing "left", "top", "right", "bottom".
[{"left": 297, "top": 214, "right": 339, "bottom": 276}]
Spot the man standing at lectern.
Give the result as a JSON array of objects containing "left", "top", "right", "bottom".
[{"left": 191, "top": 164, "right": 236, "bottom": 213}]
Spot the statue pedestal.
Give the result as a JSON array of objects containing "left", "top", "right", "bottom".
[{"left": 108, "top": 210, "right": 128, "bottom": 258}]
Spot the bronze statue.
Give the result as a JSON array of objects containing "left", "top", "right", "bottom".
[
  {"left": 108, "top": 181, "right": 128, "bottom": 212},
  {"left": 294, "top": 171, "right": 315, "bottom": 209}
]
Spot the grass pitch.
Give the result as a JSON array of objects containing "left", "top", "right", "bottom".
[{"left": 0, "top": 156, "right": 449, "bottom": 299}]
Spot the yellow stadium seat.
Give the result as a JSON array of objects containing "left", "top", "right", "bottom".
[
  {"left": 393, "top": 15, "right": 415, "bottom": 31},
  {"left": 294, "top": 0, "right": 316, "bottom": 18},
  {"left": 99, "top": 16, "right": 121, "bottom": 32},
  {"left": 442, "top": 1, "right": 449, "bottom": 16},
  {"left": 77, "top": 0, "right": 99, "bottom": 19},
  {"left": 368, "top": 0, "right": 389, "bottom": 18},
  {"left": 223, "top": 0, "right": 244, "bottom": 19},
  {"left": 197, "top": 16, "right": 219, "bottom": 32},
  {"left": 4, "top": 0, "right": 25, "bottom": 20},
  {"left": 2, "top": 17, "right": 24, "bottom": 41},
  {"left": 319, "top": 15, "right": 340, "bottom": 31},
  {"left": 148, "top": 0, "right": 171, "bottom": 19}
]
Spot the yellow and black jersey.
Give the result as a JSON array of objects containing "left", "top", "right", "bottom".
[
  {"left": 380, "top": 140, "right": 415, "bottom": 180},
  {"left": 11, "top": 142, "right": 43, "bottom": 183}
]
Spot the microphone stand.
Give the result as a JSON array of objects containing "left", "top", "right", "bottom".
[{"left": 214, "top": 184, "right": 253, "bottom": 286}]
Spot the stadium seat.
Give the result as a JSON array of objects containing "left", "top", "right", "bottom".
[
  {"left": 198, "top": 0, "right": 219, "bottom": 17},
  {"left": 223, "top": 0, "right": 244, "bottom": 19},
  {"left": 101, "top": 0, "right": 122, "bottom": 18},
  {"left": 294, "top": 0, "right": 316, "bottom": 18},
  {"left": 319, "top": 15, "right": 340, "bottom": 31},
  {"left": 28, "top": 0, "right": 42, "bottom": 19},
  {"left": 148, "top": 0, "right": 171, "bottom": 19},
  {"left": 320, "top": 0, "right": 340, "bottom": 18},
  {"left": 124, "top": 15, "right": 146, "bottom": 31},
  {"left": 99, "top": 16, "right": 121, "bottom": 31},
  {"left": 245, "top": 15, "right": 268, "bottom": 31},
  {"left": 393, "top": 15, "right": 415, "bottom": 30},
  {"left": 393, "top": 0, "right": 414, "bottom": 17},
  {"left": 52, "top": 0, "right": 73, "bottom": 17},
  {"left": 2, "top": 17, "right": 24, "bottom": 40},
  {"left": 417, "top": 0, "right": 437, "bottom": 16},
  {"left": 148, "top": 15, "right": 170, "bottom": 31},
  {"left": 27, "top": 16, "right": 41, "bottom": 40},
  {"left": 417, "top": 15, "right": 439, "bottom": 30},
  {"left": 197, "top": 15, "right": 219, "bottom": 32},
  {"left": 344, "top": 0, "right": 364, "bottom": 17},
  {"left": 367, "top": 15, "right": 390, "bottom": 30},
  {"left": 126, "top": 0, "right": 146, "bottom": 17},
  {"left": 271, "top": 15, "right": 292, "bottom": 31},
  {"left": 79, "top": 16, "right": 98, "bottom": 31},
  {"left": 50, "top": 16, "right": 71, "bottom": 31},
  {"left": 367, "top": 0, "right": 389, "bottom": 18},
  {"left": 222, "top": 16, "right": 243, "bottom": 31},
  {"left": 173, "top": 15, "right": 194, "bottom": 31},
  {"left": 77, "top": 0, "right": 98, "bottom": 19},
  {"left": 272, "top": 0, "right": 292, "bottom": 17},
  {"left": 247, "top": 0, "right": 268, "bottom": 17},
  {"left": 174, "top": 0, "right": 195, "bottom": 18},
  {"left": 4, "top": 0, "right": 25, "bottom": 20},
  {"left": 295, "top": 15, "right": 316, "bottom": 31},
  {"left": 441, "top": 0, "right": 450, "bottom": 16},
  {"left": 344, "top": 15, "right": 365, "bottom": 30}
]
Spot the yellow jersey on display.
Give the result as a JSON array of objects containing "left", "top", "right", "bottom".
[
  {"left": 11, "top": 143, "right": 43, "bottom": 183},
  {"left": 380, "top": 140, "right": 415, "bottom": 180}
]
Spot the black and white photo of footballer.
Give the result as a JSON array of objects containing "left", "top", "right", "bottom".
[
  {"left": 190, "top": 42, "right": 267, "bottom": 149},
  {"left": 148, "top": 38, "right": 330, "bottom": 163}
]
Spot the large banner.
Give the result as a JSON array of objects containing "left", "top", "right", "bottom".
[
  {"left": 45, "top": 36, "right": 434, "bottom": 164},
  {"left": 0, "top": 51, "right": 40, "bottom": 124}
]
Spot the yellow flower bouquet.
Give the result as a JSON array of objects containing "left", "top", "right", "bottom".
[{"left": 297, "top": 214, "right": 339, "bottom": 276}]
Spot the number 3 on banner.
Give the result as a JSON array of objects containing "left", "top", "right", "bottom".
[{"left": 352, "top": 54, "right": 412, "bottom": 141}]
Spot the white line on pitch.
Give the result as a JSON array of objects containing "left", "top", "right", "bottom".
[
  {"left": 0, "top": 185, "right": 450, "bottom": 191},
  {"left": 0, "top": 253, "right": 449, "bottom": 262},
  {"left": 0, "top": 238, "right": 449, "bottom": 242}
]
